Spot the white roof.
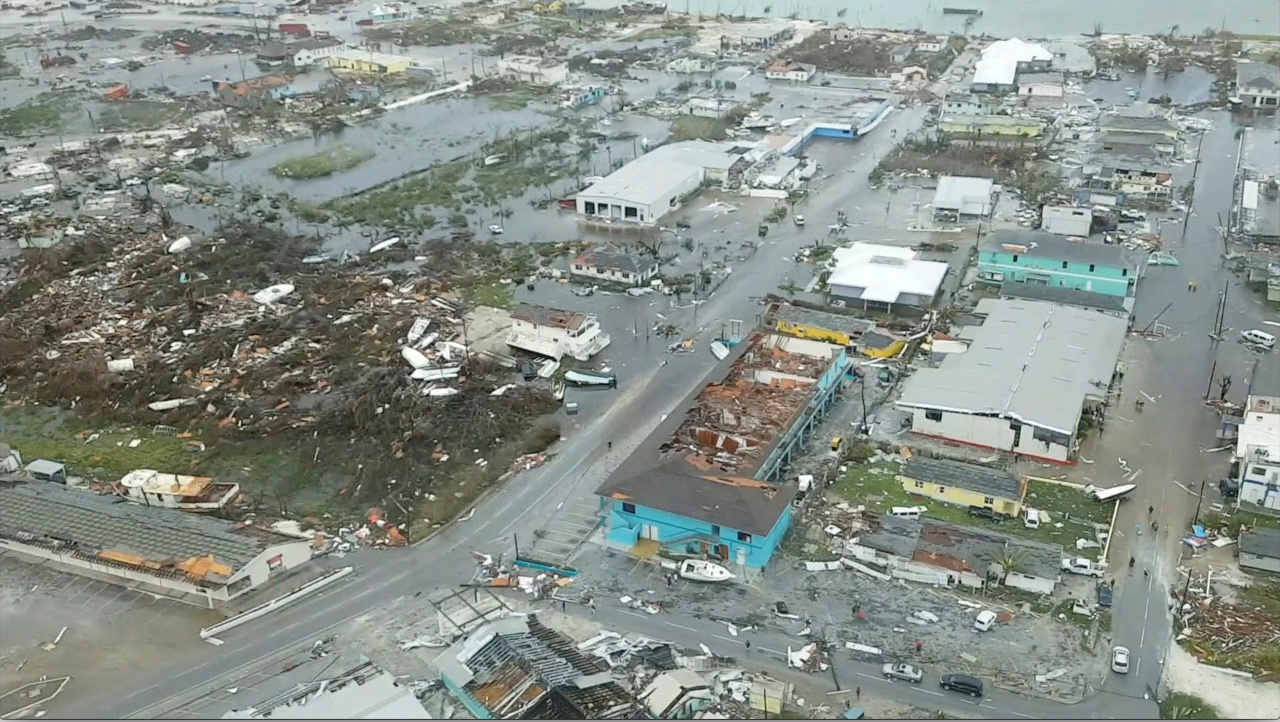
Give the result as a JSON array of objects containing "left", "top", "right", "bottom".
[
  {"left": 827, "top": 243, "right": 948, "bottom": 304},
  {"left": 1236, "top": 411, "right": 1280, "bottom": 461},
  {"left": 933, "top": 175, "right": 995, "bottom": 210},
  {"left": 973, "top": 38, "right": 1052, "bottom": 86},
  {"left": 578, "top": 141, "right": 749, "bottom": 208},
  {"left": 898, "top": 299, "right": 1128, "bottom": 435}
]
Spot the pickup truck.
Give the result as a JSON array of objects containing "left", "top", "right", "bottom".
[{"left": 1061, "top": 557, "right": 1105, "bottom": 577}]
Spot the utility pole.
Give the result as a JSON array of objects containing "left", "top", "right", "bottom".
[{"left": 1203, "top": 359, "right": 1217, "bottom": 400}]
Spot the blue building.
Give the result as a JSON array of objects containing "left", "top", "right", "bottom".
[
  {"left": 594, "top": 331, "right": 852, "bottom": 572},
  {"left": 562, "top": 85, "right": 608, "bottom": 109},
  {"left": 977, "top": 229, "right": 1138, "bottom": 298}
]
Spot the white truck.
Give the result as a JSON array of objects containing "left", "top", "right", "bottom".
[{"left": 1061, "top": 557, "right": 1105, "bottom": 577}]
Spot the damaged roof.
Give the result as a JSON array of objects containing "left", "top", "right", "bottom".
[
  {"left": 0, "top": 476, "right": 295, "bottom": 582},
  {"left": 572, "top": 250, "right": 651, "bottom": 274},
  {"left": 998, "top": 280, "right": 1131, "bottom": 315},
  {"left": 511, "top": 303, "right": 589, "bottom": 332},
  {"left": 596, "top": 456, "right": 796, "bottom": 536},
  {"left": 983, "top": 230, "right": 1128, "bottom": 267},
  {"left": 901, "top": 457, "right": 1024, "bottom": 501},
  {"left": 897, "top": 298, "right": 1127, "bottom": 435},
  {"left": 432, "top": 615, "right": 640, "bottom": 719},
  {"left": 666, "top": 332, "right": 843, "bottom": 475},
  {"left": 1239, "top": 528, "right": 1280, "bottom": 559},
  {"left": 858, "top": 515, "right": 1062, "bottom": 580}
]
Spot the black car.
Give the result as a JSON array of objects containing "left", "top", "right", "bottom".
[
  {"left": 939, "top": 673, "right": 984, "bottom": 698},
  {"left": 1096, "top": 583, "right": 1113, "bottom": 608},
  {"left": 966, "top": 506, "right": 1007, "bottom": 523}
]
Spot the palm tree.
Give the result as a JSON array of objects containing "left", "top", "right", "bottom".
[{"left": 994, "top": 545, "right": 1029, "bottom": 581}]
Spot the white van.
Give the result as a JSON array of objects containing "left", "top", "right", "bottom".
[
  {"left": 1024, "top": 508, "right": 1041, "bottom": 529},
  {"left": 1241, "top": 329, "right": 1276, "bottom": 350},
  {"left": 889, "top": 505, "right": 927, "bottom": 520},
  {"left": 974, "top": 610, "right": 998, "bottom": 632}
]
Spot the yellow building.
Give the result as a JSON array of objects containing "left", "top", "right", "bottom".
[
  {"left": 897, "top": 457, "right": 1026, "bottom": 517},
  {"left": 769, "top": 303, "right": 874, "bottom": 347},
  {"left": 326, "top": 50, "right": 412, "bottom": 75},
  {"left": 938, "top": 114, "right": 1044, "bottom": 139}
]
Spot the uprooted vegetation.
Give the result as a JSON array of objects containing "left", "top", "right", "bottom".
[
  {"left": 0, "top": 221, "right": 564, "bottom": 522},
  {"left": 870, "top": 136, "right": 1063, "bottom": 202},
  {"left": 270, "top": 144, "right": 376, "bottom": 179}
]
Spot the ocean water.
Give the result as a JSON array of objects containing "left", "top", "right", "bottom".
[{"left": 589, "top": 0, "right": 1280, "bottom": 39}]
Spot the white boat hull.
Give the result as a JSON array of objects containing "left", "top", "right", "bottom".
[{"left": 679, "top": 559, "right": 735, "bottom": 583}]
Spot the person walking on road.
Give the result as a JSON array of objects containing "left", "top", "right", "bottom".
[{"left": 856, "top": 686, "right": 862, "bottom": 700}]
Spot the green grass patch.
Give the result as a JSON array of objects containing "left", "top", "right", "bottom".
[
  {"left": 627, "top": 24, "right": 697, "bottom": 41},
  {"left": 1023, "top": 479, "right": 1114, "bottom": 526},
  {"left": 98, "top": 100, "right": 188, "bottom": 132},
  {"left": 670, "top": 114, "right": 729, "bottom": 141},
  {"left": 324, "top": 160, "right": 466, "bottom": 225},
  {"left": 0, "top": 91, "right": 80, "bottom": 136},
  {"left": 1159, "top": 692, "right": 1220, "bottom": 719},
  {"left": 461, "top": 282, "right": 514, "bottom": 309},
  {"left": 271, "top": 144, "right": 375, "bottom": 180},
  {"left": 3, "top": 406, "right": 205, "bottom": 479}
]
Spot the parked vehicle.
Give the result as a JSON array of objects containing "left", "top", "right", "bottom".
[
  {"left": 939, "top": 673, "right": 984, "bottom": 697},
  {"left": 967, "top": 505, "right": 1007, "bottom": 522},
  {"left": 1062, "top": 557, "right": 1105, "bottom": 577},
  {"left": 794, "top": 215, "right": 806, "bottom": 226},
  {"left": 1024, "top": 508, "right": 1041, "bottom": 529},
  {"left": 882, "top": 663, "right": 924, "bottom": 683},
  {"left": 1096, "top": 583, "right": 1113, "bottom": 608},
  {"left": 1111, "top": 646, "right": 1130, "bottom": 674}
]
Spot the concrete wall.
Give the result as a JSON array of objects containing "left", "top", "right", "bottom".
[
  {"left": 1240, "top": 475, "right": 1280, "bottom": 510},
  {"left": 977, "top": 250, "right": 1134, "bottom": 297},
  {"left": 907, "top": 407, "right": 1074, "bottom": 463},
  {"left": 602, "top": 499, "right": 791, "bottom": 569},
  {"left": 228, "top": 540, "right": 313, "bottom": 591}
]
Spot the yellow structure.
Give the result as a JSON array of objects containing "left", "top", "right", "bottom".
[
  {"left": 897, "top": 457, "right": 1026, "bottom": 517},
  {"left": 769, "top": 304, "right": 874, "bottom": 347},
  {"left": 938, "top": 114, "right": 1044, "bottom": 139},
  {"left": 327, "top": 50, "right": 412, "bottom": 75},
  {"left": 860, "top": 330, "right": 906, "bottom": 359},
  {"left": 532, "top": 0, "right": 564, "bottom": 11}
]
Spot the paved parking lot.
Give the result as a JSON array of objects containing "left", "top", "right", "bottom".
[{"left": 0, "top": 554, "right": 219, "bottom": 716}]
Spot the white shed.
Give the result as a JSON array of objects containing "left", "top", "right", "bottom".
[{"left": 933, "top": 176, "right": 995, "bottom": 217}]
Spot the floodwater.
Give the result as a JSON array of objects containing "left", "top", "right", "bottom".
[
  {"left": 1082, "top": 66, "right": 1219, "bottom": 107},
  {"left": 207, "top": 96, "right": 551, "bottom": 202},
  {"left": 585, "top": 0, "right": 1280, "bottom": 38}
]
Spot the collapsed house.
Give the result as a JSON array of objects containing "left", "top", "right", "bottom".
[
  {"left": 431, "top": 615, "right": 643, "bottom": 719},
  {"left": 0, "top": 476, "right": 313, "bottom": 606}
]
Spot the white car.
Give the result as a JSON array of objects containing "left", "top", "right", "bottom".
[
  {"left": 488, "top": 225, "right": 504, "bottom": 234},
  {"left": 882, "top": 663, "right": 923, "bottom": 683},
  {"left": 1111, "top": 646, "right": 1130, "bottom": 674}
]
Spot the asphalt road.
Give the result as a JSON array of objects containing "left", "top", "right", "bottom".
[
  {"left": 63, "top": 109, "right": 1263, "bottom": 722},
  {"left": 61, "top": 101, "right": 928, "bottom": 721},
  {"left": 1084, "top": 112, "right": 1274, "bottom": 717}
]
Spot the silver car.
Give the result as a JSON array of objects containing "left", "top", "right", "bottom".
[
  {"left": 1111, "top": 646, "right": 1130, "bottom": 674},
  {"left": 882, "top": 662, "right": 924, "bottom": 683}
]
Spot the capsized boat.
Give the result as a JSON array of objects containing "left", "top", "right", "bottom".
[{"left": 679, "top": 558, "right": 735, "bottom": 583}]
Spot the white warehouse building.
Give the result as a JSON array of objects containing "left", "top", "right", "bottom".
[{"left": 576, "top": 141, "right": 755, "bottom": 225}]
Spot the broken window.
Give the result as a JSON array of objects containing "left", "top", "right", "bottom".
[
  {"left": 711, "top": 524, "right": 721, "bottom": 536},
  {"left": 737, "top": 531, "right": 752, "bottom": 543},
  {"left": 925, "top": 409, "right": 943, "bottom": 422},
  {"left": 622, "top": 502, "right": 636, "bottom": 514},
  {"left": 983, "top": 496, "right": 994, "bottom": 504},
  {"left": 914, "top": 480, "right": 924, "bottom": 488}
]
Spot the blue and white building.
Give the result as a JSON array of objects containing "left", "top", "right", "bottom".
[{"left": 595, "top": 331, "right": 853, "bottom": 572}]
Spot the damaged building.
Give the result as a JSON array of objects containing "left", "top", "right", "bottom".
[
  {"left": 221, "top": 661, "right": 431, "bottom": 719},
  {"left": 595, "top": 330, "right": 852, "bottom": 571},
  {"left": 0, "top": 476, "right": 313, "bottom": 606},
  {"left": 431, "top": 615, "right": 643, "bottom": 719},
  {"left": 896, "top": 298, "right": 1127, "bottom": 464},
  {"left": 846, "top": 513, "right": 1063, "bottom": 593}
]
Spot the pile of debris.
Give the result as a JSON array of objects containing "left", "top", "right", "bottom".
[
  {"left": 1179, "top": 585, "right": 1280, "bottom": 675},
  {"left": 140, "top": 29, "right": 258, "bottom": 54},
  {"left": 1, "top": 219, "right": 560, "bottom": 511}
]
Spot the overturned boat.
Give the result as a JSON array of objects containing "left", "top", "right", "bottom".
[{"left": 679, "top": 559, "right": 735, "bottom": 583}]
